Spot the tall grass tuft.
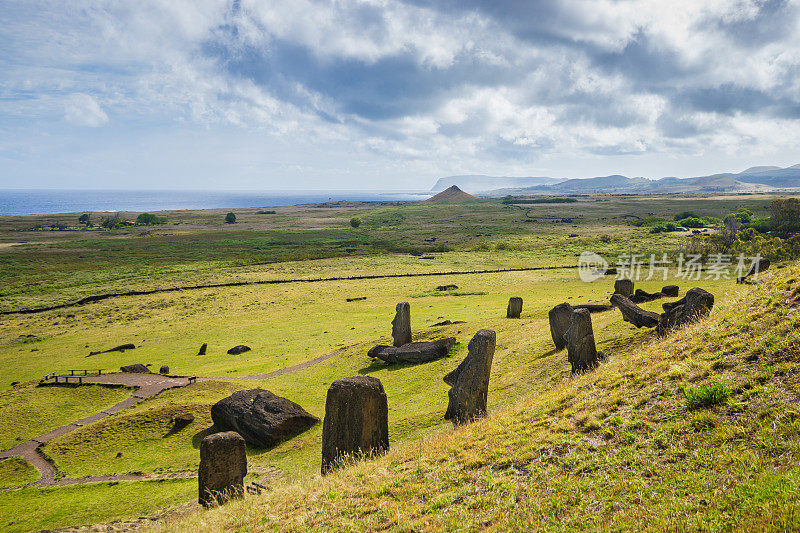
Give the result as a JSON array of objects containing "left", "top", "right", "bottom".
[{"left": 682, "top": 382, "right": 730, "bottom": 409}]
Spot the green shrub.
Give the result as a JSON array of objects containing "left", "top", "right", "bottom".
[
  {"left": 136, "top": 213, "right": 166, "bottom": 225},
  {"left": 225, "top": 212, "right": 236, "bottom": 224},
  {"left": 78, "top": 214, "right": 90, "bottom": 225},
  {"left": 674, "top": 211, "right": 700, "bottom": 221},
  {"left": 682, "top": 382, "right": 730, "bottom": 409},
  {"left": 256, "top": 210, "right": 276, "bottom": 214},
  {"left": 349, "top": 217, "right": 362, "bottom": 228}
]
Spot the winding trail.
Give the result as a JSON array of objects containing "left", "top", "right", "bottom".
[{"left": 0, "top": 347, "right": 346, "bottom": 488}]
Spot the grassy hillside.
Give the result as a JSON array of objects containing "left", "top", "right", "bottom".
[{"left": 165, "top": 263, "right": 800, "bottom": 531}]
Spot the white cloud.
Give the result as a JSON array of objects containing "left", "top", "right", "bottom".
[{"left": 63, "top": 94, "right": 109, "bottom": 127}]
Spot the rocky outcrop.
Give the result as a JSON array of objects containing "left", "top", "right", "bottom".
[
  {"left": 436, "top": 284, "right": 458, "bottom": 291},
  {"left": 173, "top": 413, "right": 195, "bottom": 431},
  {"left": 614, "top": 279, "right": 634, "bottom": 297},
  {"left": 610, "top": 294, "right": 660, "bottom": 328},
  {"left": 444, "top": 329, "right": 495, "bottom": 424},
  {"left": 548, "top": 303, "right": 574, "bottom": 350},
  {"left": 159, "top": 365, "right": 169, "bottom": 375},
  {"left": 210, "top": 389, "right": 319, "bottom": 448},
  {"left": 120, "top": 363, "right": 151, "bottom": 374},
  {"left": 226, "top": 345, "right": 251, "bottom": 355},
  {"left": 392, "top": 302, "right": 412, "bottom": 347},
  {"left": 198, "top": 431, "right": 247, "bottom": 508},
  {"left": 368, "top": 337, "right": 456, "bottom": 364},
  {"left": 565, "top": 309, "right": 599, "bottom": 373},
  {"left": 658, "top": 287, "right": 715, "bottom": 335},
  {"left": 506, "top": 297, "right": 523, "bottom": 318},
  {"left": 321, "top": 376, "right": 389, "bottom": 475}
]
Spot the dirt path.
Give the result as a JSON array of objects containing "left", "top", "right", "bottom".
[{"left": 0, "top": 346, "right": 346, "bottom": 488}]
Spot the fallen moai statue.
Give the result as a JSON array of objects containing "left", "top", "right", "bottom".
[
  {"left": 226, "top": 345, "right": 251, "bottom": 355},
  {"left": 392, "top": 302, "right": 412, "bottom": 347},
  {"left": 211, "top": 389, "right": 319, "bottom": 448},
  {"left": 89, "top": 343, "right": 135, "bottom": 356},
  {"left": 609, "top": 294, "right": 661, "bottom": 328},
  {"left": 566, "top": 309, "right": 600, "bottom": 373},
  {"left": 657, "top": 287, "right": 714, "bottom": 335},
  {"left": 548, "top": 303, "right": 573, "bottom": 350},
  {"left": 629, "top": 289, "right": 664, "bottom": 304},
  {"left": 321, "top": 376, "right": 389, "bottom": 475},
  {"left": 368, "top": 337, "right": 456, "bottom": 364},
  {"left": 120, "top": 363, "right": 151, "bottom": 374},
  {"left": 737, "top": 258, "right": 771, "bottom": 283},
  {"left": 444, "top": 329, "right": 495, "bottom": 424},
  {"left": 573, "top": 303, "right": 614, "bottom": 313},
  {"left": 661, "top": 285, "right": 679, "bottom": 297}
]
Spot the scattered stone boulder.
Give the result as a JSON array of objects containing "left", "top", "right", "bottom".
[
  {"left": 658, "top": 287, "right": 715, "bottom": 335},
  {"left": 444, "top": 329, "right": 495, "bottom": 424},
  {"left": 198, "top": 431, "right": 247, "bottom": 508},
  {"left": 737, "top": 258, "right": 771, "bottom": 283},
  {"left": 346, "top": 296, "right": 367, "bottom": 302},
  {"left": 392, "top": 302, "right": 412, "bottom": 347},
  {"left": 173, "top": 413, "right": 195, "bottom": 431},
  {"left": 610, "top": 294, "right": 660, "bottom": 328},
  {"left": 548, "top": 303, "right": 574, "bottom": 350},
  {"left": 226, "top": 345, "right": 251, "bottom": 355},
  {"left": 89, "top": 343, "right": 135, "bottom": 356},
  {"left": 321, "top": 376, "right": 389, "bottom": 475},
  {"left": 661, "top": 285, "right": 679, "bottom": 297},
  {"left": 430, "top": 319, "right": 465, "bottom": 327},
  {"left": 210, "top": 389, "right": 319, "bottom": 448},
  {"left": 566, "top": 309, "right": 599, "bottom": 373},
  {"left": 159, "top": 365, "right": 169, "bottom": 375},
  {"left": 506, "top": 297, "right": 523, "bottom": 318},
  {"left": 198, "top": 343, "right": 207, "bottom": 355},
  {"left": 436, "top": 284, "right": 458, "bottom": 291},
  {"left": 120, "top": 363, "right": 151, "bottom": 374},
  {"left": 368, "top": 337, "right": 456, "bottom": 364},
  {"left": 614, "top": 279, "right": 634, "bottom": 296}
]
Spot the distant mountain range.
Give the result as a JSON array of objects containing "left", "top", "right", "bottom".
[{"left": 432, "top": 165, "right": 800, "bottom": 195}]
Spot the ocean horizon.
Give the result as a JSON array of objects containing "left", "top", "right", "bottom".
[{"left": 0, "top": 189, "right": 433, "bottom": 216}]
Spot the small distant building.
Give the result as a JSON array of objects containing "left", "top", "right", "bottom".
[{"left": 123, "top": 220, "right": 135, "bottom": 226}]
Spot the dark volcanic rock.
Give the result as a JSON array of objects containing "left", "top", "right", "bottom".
[
  {"left": 226, "top": 345, "right": 251, "bottom": 355},
  {"left": 610, "top": 294, "right": 660, "bottom": 328},
  {"left": 159, "top": 365, "right": 169, "bottom": 375},
  {"left": 90, "top": 343, "right": 135, "bottom": 356},
  {"left": 198, "top": 431, "right": 247, "bottom": 508},
  {"left": 120, "top": 363, "right": 151, "bottom": 374},
  {"left": 573, "top": 303, "right": 614, "bottom": 313},
  {"left": 506, "top": 297, "right": 523, "bottom": 318},
  {"left": 614, "top": 279, "right": 634, "bottom": 297},
  {"left": 661, "top": 285, "right": 679, "bottom": 297},
  {"left": 566, "top": 309, "right": 599, "bottom": 373},
  {"left": 321, "top": 376, "right": 389, "bottom": 475},
  {"left": 173, "top": 413, "right": 195, "bottom": 430},
  {"left": 198, "top": 343, "right": 208, "bottom": 355},
  {"left": 392, "top": 302, "right": 412, "bottom": 347},
  {"left": 431, "top": 319, "right": 465, "bottom": 327},
  {"left": 629, "top": 289, "right": 664, "bottom": 303},
  {"left": 211, "top": 389, "right": 319, "bottom": 448},
  {"left": 436, "top": 284, "right": 458, "bottom": 291},
  {"left": 658, "top": 287, "right": 715, "bottom": 335},
  {"left": 368, "top": 337, "right": 456, "bottom": 364},
  {"left": 444, "top": 329, "right": 495, "bottom": 424},
  {"left": 346, "top": 296, "right": 367, "bottom": 302},
  {"left": 737, "top": 258, "right": 771, "bottom": 283},
  {"left": 548, "top": 303, "right": 574, "bottom": 350}
]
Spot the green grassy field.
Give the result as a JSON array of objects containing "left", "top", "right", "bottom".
[{"left": 0, "top": 194, "right": 791, "bottom": 531}]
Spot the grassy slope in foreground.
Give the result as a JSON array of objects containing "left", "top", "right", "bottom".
[{"left": 167, "top": 263, "right": 800, "bottom": 532}]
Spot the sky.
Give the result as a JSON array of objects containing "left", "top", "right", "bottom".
[{"left": 1, "top": 0, "right": 800, "bottom": 190}]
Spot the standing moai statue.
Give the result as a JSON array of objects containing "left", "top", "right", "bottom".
[
  {"left": 321, "top": 376, "right": 389, "bottom": 475},
  {"left": 443, "top": 329, "right": 495, "bottom": 424},
  {"left": 548, "top": 302, "right": 574, "bottom": 350},
  {"left": 198, "top": 431, "right": 247, "bottom": 508},
  {"left": 614, "top": 278, "right": 634, "bottom": 297},
  {"left": 565, "top": 309, "right": 599, "bottom": 374},
  {"left": 198, "top": 343, "right": 208, "bottom": 355},
  {"left": 506, "top": 297, "right": 523, "bottom": 318},
  {"left": 392, "top": 302, "right": 411, "bottom": 347}
]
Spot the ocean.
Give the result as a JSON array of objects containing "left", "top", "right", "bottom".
[{"left": 0, "top": 189, "right": 433, "bottom": 216}]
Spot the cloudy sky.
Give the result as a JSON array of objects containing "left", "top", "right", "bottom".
[{"left": 1, "top": 0, "right": 800, "bottom": 190}]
